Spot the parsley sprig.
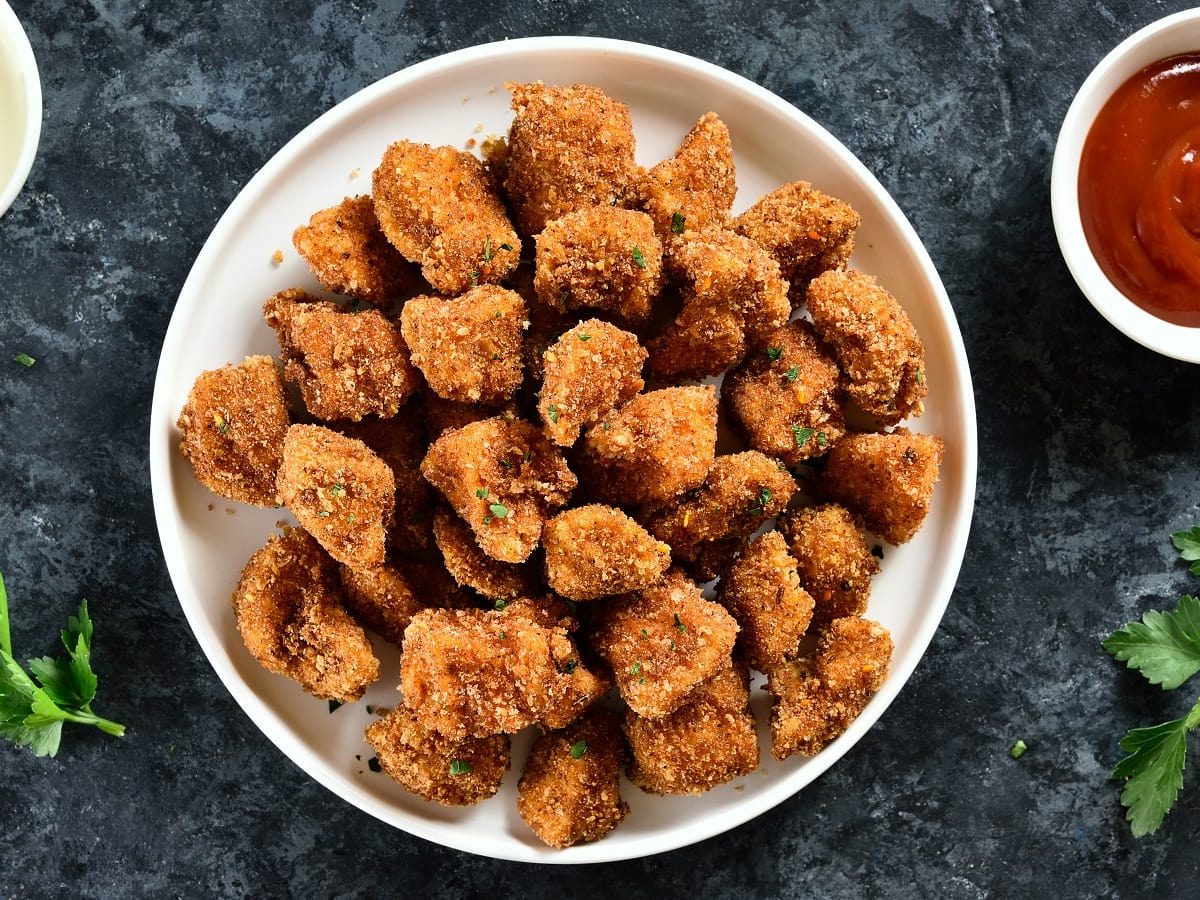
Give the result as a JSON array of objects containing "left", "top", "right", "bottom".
[{"left": 0, "top": 572, "right": 125, "bottom": 757}]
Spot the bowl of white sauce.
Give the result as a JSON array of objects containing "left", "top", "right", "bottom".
[{"left": 0, "top": 0, "right": 40, "bottom": 217}]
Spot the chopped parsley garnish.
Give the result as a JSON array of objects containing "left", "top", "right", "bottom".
[
  {"left": 747, "top": 487, "right": 773, "bottom": 517},
  {"left": 784, "top": 365, "right": 799, "bottom": 383},
  {"left": 213, "top": 413, "right": 229, "bottom": 435},
  {"left": 347, "top": 514, "right": 357, "bottom": 523},
  {"left": 488, "top": 503, "right": 510, "bottom": 519},
  {"left": 482, "top": 237, "right": 493, "bottom": 262},
  {"left": 640, "top": 628, "right": 648, "bottom": 639},
  {"left": 791, "top": 425, "right": 815, "bottom": 448},
  {"left": 547, "top": 404, "right": 559, "bottom": 424},
  {"left": 631, "top": 247, "right": 647, "bottom": 269},
  {"left": 498, "top": 458, "right": 514, "bottom": 470},
  {"left": 673, "top": 613, "right": 687, "bottom": 633},
  {"left": 13, "top": 352, "right": 35, "bottom": 368},
  {"left": 577, "top": 333, "right": 591, "bottom": 342},
  {"left": 493, "top": 599, "right": 507, "bottom": 611},
  {"left": 318, "top": 511, "right": 330, "bottom": 518},
  {"left": 915, "top": 368, "right": 925, "bottom": 385},
  {"left": 569, "top": 740, "right": 589, "bottom": 759},
  {"left": 816, "top": 431, "right": 829, "bottom": 449},
  {"left": 766, "top": 347, "right": 783, "bottom": 361},
  {"left": 469, "top": 269, "right": 480, "bottom": 286},
  {"left": 1172, "top": 526, "right": 1200, "bottom": 575},
  {"left": 1009, "top": 739, "right": 1027, "bottom": 760},
  {"left": 330, "top": 483, "right": 345, "bottom": 498},
  {"left": 671, "top": 211, "right": 686, "bottom": 234},
  {"left": 328, "top": 700, "right": 342, "bottom": 714},
  {"left": 500, "top": 242, "right": 513, "bottom": 251},
  {"left": 476, "top": 488, "right": 489, "bottom": 499},
  {"left": 562, "top": 659, "right": 577, "bottom": 674},
  {"left": 631, "top": 662, "right": 642, "bottom": 675}
]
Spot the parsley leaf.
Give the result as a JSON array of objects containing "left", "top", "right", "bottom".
[
  {"left": 631, "top": 247, "right": 647, "bottom": 269},
  {"left": 671, "top": 211, "right": 686, "bottom": 234},
  {"left": 766, "top": 347, "right": 783, "bottom": 361},
  {"left": 476, "top": 488, "right": 489, "bottom": 499},
  {"left": 1103, "top": 595, "right": 1200, "bottom": 690},
  {"left": 449, "top": 758, "right": 472, "bottom": 776},
  {"left": 791, "top": 425, "right": 815, "bottom": 448},
  {"left": 1172, "top": 526, "right": 1200, "bottom": 575},
  {"left": 547, "top": 404, "right": 559, "bottom": 424},
  {"left": 488, "top": 503, "right": 510, "bottom": 519},
  {"left": 1111, "top": 698, "right": 1200, "bottom": 837},
  {"left": 570, "top": 739, "right": 588, "bottom": 759},
  {"left": 784, "top": 365, "right": 799, "bottom": 383}
]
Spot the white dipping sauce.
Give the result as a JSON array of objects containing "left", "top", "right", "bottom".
[{"left": 0, "top": 25, "right": 27, "bottom": 189}]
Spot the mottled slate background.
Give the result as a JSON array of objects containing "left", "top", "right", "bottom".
[{"left": 2, "top": 1, "right": 1199, "bottom": 896}]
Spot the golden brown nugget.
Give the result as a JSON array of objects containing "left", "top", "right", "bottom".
[
  {"left": 624, "top": 662, "right": 758, "bottom": 794},
  {"left": 542, "top": 505, "right": 671, "bottom": 600},
  {"left": 779, "top": 503, "right": 879, "bottom": 623},
  {"left": 820, "top": 430, "right": 944, "bottom": 545},
  {"left": 292, "top": 195, "right": 420, "bottom": 306},
  {"left": 264, "top": 289, "right": 420, "bottom": 422},
  {"left": 338, "top": 562, "right": 424, "bottom": 645},
  {"left": 806, "top": 269, "right": 926, "bottom": 426},
  {"left": 400, "top": 285, "right": 526, "bottom": 404},
  {"left": 277, "top": 424, "right": 396, "bottom": 569},
  {"left": 499, "top": 595, "right": 581, "bottom": 632},
  {"left": 591, "top": 569, "right": 739, "bottom": 719},
  {"left": 234, "top": 527, "right": 379, "bottom": 701},
  {"left": 518, "top": 710, "right": 629, "bottom": 848},
  {"left": 648, "top": 229, "right": 790, "bottom": 380},
  {"left": 533, "top": 207, "right": 664, "bottom": 324},
  {"left": 432, "top": 506, "right": 537, "bottom": 601},
  {"left": 421, "top": 417, "right": 577, "bottom": 563},
  {"left": 768, "top": 615, "right": 892, "bottom": 759},
  {"left": 645, "top": 451, "right": 796, "bottom": 555},
  {"left": 578, "top": 386, "right": 718, "bottom": 508},
  {"left": 505, "top": 81, "right": 639, "bottom": 235},
  {"left": 733, "top": 181, "right": 860, "bottom": 298},
  {"left": 637, "top": 112, "right": 736, "bottom": 241},
  {"left": 400, "top": 606, "right": 606, "bottom": 740},
  {"left": 539, "top": 320, "right": 647, "bottom": 446},
  {"left": 372, "top": 140, "right": 520, "bottom": 294},
  {"left": 365, "top": 705, "right": 510, "bottom": 806},
  {"left": 177, "top": 355, "right": 289, "bottom": 507},
  {"left": 718, "top": 531, "right": 814, "bottom": 671},
  {"left": 724, "top": 320, "right": 846, "bottom": 465}
]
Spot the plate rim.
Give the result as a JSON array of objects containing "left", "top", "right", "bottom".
[{"left": 148, "top": 35, "right": 978, "bottom": 864}]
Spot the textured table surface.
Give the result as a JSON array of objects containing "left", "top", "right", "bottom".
[{"left": 2, "top": 1, "right": 1199, "bottom": 896}]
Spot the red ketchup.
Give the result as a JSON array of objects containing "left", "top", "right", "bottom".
[{"left": 1078, "top": 54, "right": 1200, "bottom": 327}]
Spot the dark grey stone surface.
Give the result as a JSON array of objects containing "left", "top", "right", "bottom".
[{"left": 2, "top": 1, "right": 1198, "bottom": 896}]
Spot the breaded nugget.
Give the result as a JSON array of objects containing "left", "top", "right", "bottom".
[
  {"left": 365, "top": 705, "right": 510, "bottom": 805},
  {"left": 718, "top": 531, "right": 814, "bottom": 671},
  {"left": 538, "top": 320, "right": 646, "bottom": 446},
  {"left": 433, "top": 506, "right": 537, "bottom": 600},
  {"left": 724, "top": 320, "right": 846, "bottom": 465},
  {"left": 499, "top": 595, "right": 581, "bottom": 632},
  {"left": 542, "top": 505, "right": 671, "bottom": 600},
  {"left": 505, "top": 81, "right": 638, "bottom": 235},
  {"left": 806, "top": 269, "right": 926, "bottom": 425},
  {"left": 338, "top": 562, "right": 424, "bottom": 645},
  {"left": 648, "top": 229, "right": 790, "bottom": 380},
  {"left": 578, "top": 386, "right": 718, "bottom": 508},
  {"left": 645, "top": 451, "right": 796, "bottom": 555},
  {"left": 277, "top": 424, "right": 395, "bottom": 569},
  {"left": 591, "top": 569, "right": 738, "bottom": 719},
  {"left": 421, "top": 417, "right": 577, "bottom": 563},
  {"left": 400, "top": 285, "right": 526, "bottom": 404},
  {"left": 779, "top": 503, "right": 879, "bottom": 623},
  {"left": 264, "top": 289, "right": 419, "bottom": 422},
  {"left": 337, "top": 414, "right": 432, "bottom": 555},
  {"left": 234, "top": 526, "right": 379, "bottom": 701},
  {"left": 372, "top": 140, "right": 520, "bottom": 294},
  {"left": 400, "top": 606, "right": 606, "bottom": 740},
  {"left": 733, "top": 181, "right": 860, "bottom": 299},
  {"left": 637, "top": 112, "right": 736, "bottom": 241},
  {"left": 624, "top": 661, "right": 758, "bottom": 794},
  {"left": 518, "top": 709, "right": 629, "bottom": 848},
  {"left": 177, "top": 355, "right": 289, "bottom": 507},
  {"left": 768, "top": 616, "right": 892, "bottom": 759},
  {"left": 680, "top": 536, "right": 747, "bottom": 583},
  {"left": 292, "top": 195, "right": 421, "bottom": 306},
  {"left": 533, "top": 207, "right": 664, "bottom": 324},
  {"left": 820, "top": 430, "right": 944, "bottom": 544}
]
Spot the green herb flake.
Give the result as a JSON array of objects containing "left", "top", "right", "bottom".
[
  {"left": 476, "top": 488, "right": 489, "bottom": 499},
  {"left": 784, "top": 365, "right": 799, "bottom": 383},
  {"left": 569, "top": 740, "right": 589, "bottom": 759},
  {"left": 347, "top": 514, "right": 357, "bottom": 523},
  {"left": 547, "top": 405, "right": 559, "bottom": 424},
  {"left": 816, "top": 431, "right": 829, "bottom": 449},
  {"left": 12, "top": 353, "right": 35, "bottom": 368},
  {"left": 482, "top": 236, "right": 493, "bottom": 262},
  {"left": 213, "top": 414, "right": 229, "bottom": 435},
  {"left": 500, "top": 242, "right": 513, "bottom": 251},
  {"left": 577, "top": 333, "right": 591, "bottom": 342},
  {"left": 1172, "top": 526, "right": 1200, "bottom": 575},
  {"left": 748, "top": 487, "right": 773, "bottom": 517},
  {"left": 631, "top": 662, "right": 642, "bottom": 676},
  {"left": 493, "top": 599, "right": 507, "bottom": 611},
  {"left": 1009, "top": 739, "right": 1027, "bottom": 760},
  {"left": 673, "top": 613, "right": 687, "bottom": 633},
  {"left": 563, "top": 659, "right": 577, "bottom": 674},
  {"left": 791, "top": 426, "right": 815, "bottom": 449},
  {"left": 488, "top": 503, "right": 510, "bottom": 519},
  {"left": 469, "top": 269, "right": 480, "bottom": 286},
  {"left": 631, "top": 246, "right": 647, "bottom": 269},
  {"left": 915, "top": 368, "right": 926, "bottom": 386},
  {"left": 671, "top": 211, "right": 686, "bottom": 234},
  {"left": 766, "top": 347, "right": 783, "bottom": 361},
  {"left": 318, "top": 511, "right": 330, "bottom": 518},
  {"left": 499, "top": 458, "right": 514, "bottom": 470},
  {"left": 330, "top": 483, "right": 345, "bottom": 498},
  {"left": 449, "top": 758, "right": 473, "bottom": 776}
]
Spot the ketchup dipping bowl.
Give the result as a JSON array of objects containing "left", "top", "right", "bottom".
[{"left": 1052, "top": 8, "right": 1200, "bottom": 364}]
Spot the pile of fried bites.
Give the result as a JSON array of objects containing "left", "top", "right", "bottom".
[{"left": 176, "top": 81, "right": 944, "bottom": 849}]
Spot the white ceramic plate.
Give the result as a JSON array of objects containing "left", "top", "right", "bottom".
[{"left": 149, "top": 37, "right": 977, "bottom": 864}]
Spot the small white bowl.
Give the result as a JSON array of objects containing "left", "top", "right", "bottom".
[
  {"left": 1051, "top": 9, "right": 1200, "bottom": 364},
  {"left": 0, "top": 0, "right": 40, "bottom": 217}
]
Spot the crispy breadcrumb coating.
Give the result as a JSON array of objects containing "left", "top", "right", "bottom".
[
  {"left": 648, "top": 229, "right": 790, "bottom": 380},
  {"left": 521, "top": 300, "right": 579, "bottom": 385},
  {"left": 400, "top": 285, "right": 526, "bottom": 404},
  {"left": 718, "top": 531, "right": 814, "bottom": 671},
  {"left": 578, "top": 386, "right": 718, "bottom": 508},
  {"left": 365, "top": 705, "right": 510, "bottom": 805},
  {"left": 433, "top": 506, "right": 537, "bottom": 600},
  {"left": 733, "top": 181, "right": 860, "bottom": 299},
  {"left": 292, "top": 195, "right": 421, "bottom": 306},
  {"left": 505, "top": 81, "right": 639, "bottom": 235},
  {"left": 338, "top": 562, "right": 424, "bottom": 645},
  {"left": 400, "top": 606, "right": 606, "bottom": 740},
  {"left": 276, "top": 424, "right": 395, "bottom": 569},
  {"left": 533, "top": 207, "right": 664, "bottom": 324},
  {"left": 637, "top": 112, "right": 736, "bottom": 241},
  {"left": 768, "top": 616, "right": 892, "bottom": 759},
  {"left": 177, "top": 355, "right": 289, "bottom": 507},
  {"left": 418, "top": 391, "right": 519, "bottom": 440},
  {"left": 680, "top": 536, "right": 747, "bottom": 583},
  {"left": 234, "top": 526, "right": 379, "bottom": 701},
  {"left": 806, "top": 269, "right": 926, "bottom": 425},
  {"left": 518, "top": 709, "right": 629, "bottom": 848},
  {"left": 724, "top": 320, "right": 846, "bottom": 465},
  {"left": 624, "top": 661, "right": 758, "bottom": 794},
  {"left": 372, "top": 140, "right": 520, "bottom": 294},
  {"left": 421, "top": 416, "right": 577, "bottom": 563},
  {"left": 392, "top": 557, "right": 476, "bottom": 612},
  {"left": 820, "top": 430, "right": 944, "bottom": 545},
  {"left": 538, "top": 319, "right": 646, "bottom": 446},
  {"left": 591, "top": 569, "right": 739, "bottom": 719},
  {"left": 542, "top": 505, "right": 671, "bottom": 600},
  {"left": 645, "top": 451, "right": 796, "bottom": 555},
  {"left": 779, "top": 503, "right": 879, "bottom": 623},
  {"left": 264, "top": 288, "right": 419, "bottom": 422}
]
